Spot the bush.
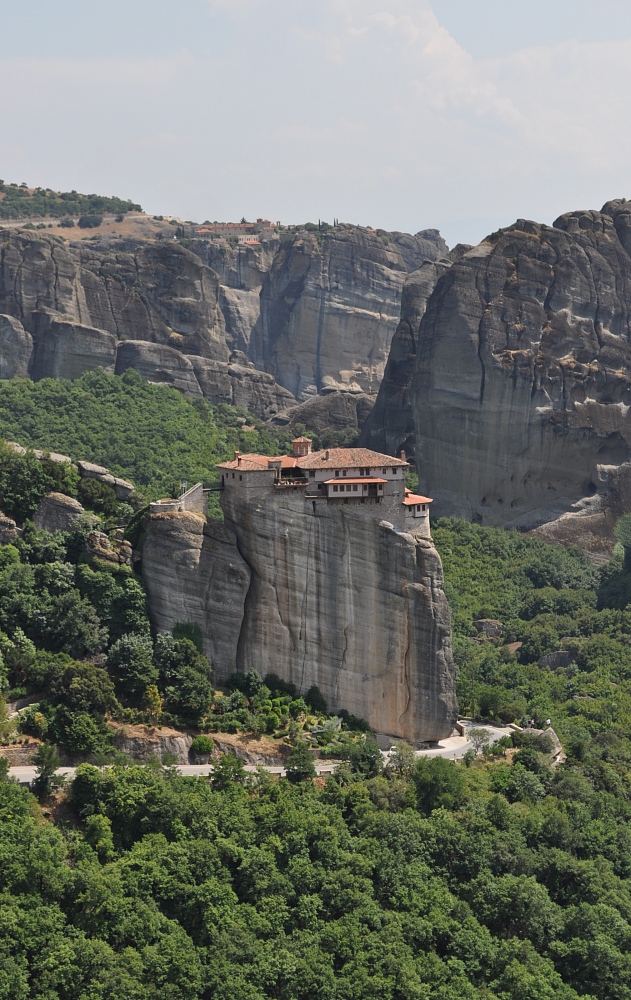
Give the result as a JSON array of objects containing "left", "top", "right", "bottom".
[
  {"left": 190, "top": 735, "right": 214, "bottom": 756},
  {"left": 77, "top": 477, "right": 119, "bottom": 516},
  {"left": 59, "top": 218, "right": 74, "bottom": 228},
  {"left": 77, "top": 214, "right": 103, "bottom": 229}
]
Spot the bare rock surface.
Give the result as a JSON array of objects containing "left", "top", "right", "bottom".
[
  {"left": 0, "top": 314, "right": 32, "bottom": 378},
  {"left": 0, "top": 229, "right": 228, "bottom": 370},
  {"left": 33, "top": 492, "right": 85, "bottom": 533},
  {"left": 188, "top": 353, "right": 295, "bottom": 419},
  {"left": 360, "top": 245, "right": 472, "bottom": 458},
  {"left": 254, "top": 226, "right": 447, "bottom": 400},
  {"left": 115, "top": 340, "right": 203, "bottom": 396},
  {"left": 222, "top": 490, "right": 457, "bottom": 744},
  {"left": 30, "top": 311, "right": 117, "bottom": 380},
  {"left": 404, "top": 199, "right": 631, "bottom": 525},
  {"left": 142, "top": 512, "right": 251, "bottom": 676},
  {"left": 274, "top": 389, "right": 375, "bottom": 435}
]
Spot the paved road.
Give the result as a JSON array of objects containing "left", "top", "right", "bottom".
[{"left": 8, "top": 723, "right": 511, "bottom": 785}]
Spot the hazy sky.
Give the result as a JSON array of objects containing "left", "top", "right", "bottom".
[{"left": 2, "top": 0, "right": 631, "bottom": 246}]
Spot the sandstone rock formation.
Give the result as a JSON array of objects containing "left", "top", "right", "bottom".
[
  {"left": 115, "top": 341, "right": 203, "bottom": 396},
  {"left": 0, "top": 314, "right": 32, "bottom": 378},
  {"left": 360, "top": 245, "right": 471, "bottom": 458},
  {"left": 142, "top": 496, "right": 457, "bottom": 744},
  {"left": 410, "top": 200, "right": 631, "bottom": 525},
  {"left": 0, "top": 230, "right": 228, "bottom": 361},
  {"left": 32, "top": 492, "right": 86, "bottom": 533},
  {"left": 0, "top": 223, "right": 446, "bottom": 430},
  {"left": 254, "top": 226, "right": 447, "bottom": 400},
  {"left": 141, "top": 511, "right": 251, "bottom": 676},
  {"left": 30, "top": 311, "right": 117, "bottom": 380},
  {"left": 273, "top": 389, "right": 375, "bottom": 436},
  {"left": 187, "top": 353, "right": 296, "bottom": 419},
  {"left": 77, "top": 461, "right": 134, "bottom": 500},
  {"left": 223, "top": 489, "right": 456, "bottom": 744}
]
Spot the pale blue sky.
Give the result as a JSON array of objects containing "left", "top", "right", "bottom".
[{"left": 1, "top": 0, "right": 631, "bottom": 246}]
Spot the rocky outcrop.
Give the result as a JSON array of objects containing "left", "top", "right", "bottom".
[
  {"left": 254, "top": 226, "right": 447, "bottom": 400},
  {"left": 360, "top": 245, "right": 471, "bottom": 458},
  {"left": 0, "top": 229, "right": 228, "bottom": 363},
  {"left": 189, "top": 237, "right": 278, "bottom": 355},
  {"left": 33, "top": 492, "right": 86, "bottom": 533},
  {"left": 141, "top": 493, "right": 457, "bottom": 743},
  {"left": 274, "top": 389, "right": 374, "bottom": 436},
  {"left": 142, "top": 512, "right": 251, "bottom": 675},
  {"left": 30, "top": 311, "right": 117, "bottom": 380},
  {"left": 188, "top": 353, "right": 296, "bottom": 418},
  {"left": 115, "top": 341, "right": 203, "bottom": 396},
  {"left": 76, "top": 461, "right": 134, "bottom": 500},
  {"left": 0, "top": 314, "right": 32, "bottom": 378},
  {"left": 0, "top": 512, "right": 19, "bottom": 543},
  {"left": 399, "top": 199, "right": 631, "bottom": 526},
  {"left": 224, "top": 491, "right": 456, "bottom": 743}
]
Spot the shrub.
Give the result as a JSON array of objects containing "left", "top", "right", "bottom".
[
  {"left": 77, "top": 214, "right": 103, "bottom": 229},
  {"left": 191, "top": 735, "right": 214, "bottom": 756}
]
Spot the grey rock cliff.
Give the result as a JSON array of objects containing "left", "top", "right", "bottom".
[
  {"left": 142, "top": 512, "right": 251, "bottom": 676},
  {"left": 222, "top": 489, "right": 457, "bottom": 744},
  {"left": 0, "top": 314, "right": 32, "bottom": 378},
  {"left": 360, "top": 245, "right": 471, "bottom": 458},
  {"left": 0, "top": 231, "right": 228, "bottom": 361},
  {"left": 142, "top": 492, "right": 457, "bottom": 744},
  {"left": 411, "top": 200, "right": 631, "bottom": 524},
  {"left": 254, "top": 226, "right": 447, "bottom": 400},
  {"left": 33, "top": 493, "right": 86, "bottom": 533},
  {"left": 115, "top": 341, "right": 203, "bottom": 396}
]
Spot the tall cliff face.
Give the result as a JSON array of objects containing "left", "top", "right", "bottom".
[
  {"left": 142, "top": 492, "right": 457, "bottom": 744},
  {"left": 141, "top": 512, "right": 251, "bottom": 674},
  {"left": 0, "top": 223, "right": 446, "bottom": 427},
  {"left": 0, "top": 230, "right": 229, "bottom": 360},
  {"left": 359, "top": 254, "right": 459, "bottom": 458},
  {"left": 410, "top": 200, "right": 631, "bottom": 525},
  {"left": 223, "top": 490, "right": 456, "bottom": 743},
  {"left": 254, "top": 226, "right": 447, "bottom": 400}
]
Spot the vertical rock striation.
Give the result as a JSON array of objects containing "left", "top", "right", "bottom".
[
  {"left": 220, "top": 488, "right": 456, "bottom": 744},
  {"left": 411, "top": 200, "right": 631, "bottom": 525}
]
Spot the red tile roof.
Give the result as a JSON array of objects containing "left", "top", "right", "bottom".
[
  {"left": 299, "top": 447, "right": 408, "bottom": 470},
  {"left": 217, "top": 458, "right": 275, "bottom": 471},
  {"left": 403, "top": 494, "right": 433, "bottom": 505}
]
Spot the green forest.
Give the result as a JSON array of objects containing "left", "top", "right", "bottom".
[
  {"left": 0, "top": 369, "right": 293, "bottom": 504},
  {"left": 4, "top": 376, "right": 631, "bottom": 995}
]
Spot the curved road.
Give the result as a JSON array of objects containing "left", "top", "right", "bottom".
[{"left": 8, "top": 723, "right": 510, "bottom": 785}]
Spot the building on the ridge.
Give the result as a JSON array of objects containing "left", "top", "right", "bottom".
[{"left": 217, "top": 437, "right": 433, "bottom": 536}]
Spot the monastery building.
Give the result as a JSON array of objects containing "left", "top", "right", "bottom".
[{"left": 217, "top": 438, "right": 432, "bottom": 536}]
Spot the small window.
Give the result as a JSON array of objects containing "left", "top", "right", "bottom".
[
  {"left": 382, "top": 468, "right": 387, "bottom": 474},
  {"left": 335, "top": 470, "right": 340, "bottom": 477},
  {"left": 309, "top": 471, "right": 315, "bottom": 478},
  {"left": 333, "top": 485, "right": 338, "bottom": 492},
  {"left": 342, "top": 470, "right": 347, "bottom": 476},
  {"left": 353, "top": 485, "right": 357, "bottom": 491},
  {"left": 361, "top": 498, "right": 365, "bottom": 504},
  {"left": 239, "top": 475, "right": 242, "bottom": 481},
  {"left": 417, "top": 505, "right": 421, "bottom": 512},
  {"left": 232, "top": 473, "right": 235, "bottom": 479},
  {"left": 392, "top": 467, "right": 397, "bottom": 474},
  {"left": 422, "top": 504, "right": 426, "bottom": 511}
]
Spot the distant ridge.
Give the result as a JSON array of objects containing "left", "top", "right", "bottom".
[{"left": 0, "top": 179, "right": 141, "bottom": 221}]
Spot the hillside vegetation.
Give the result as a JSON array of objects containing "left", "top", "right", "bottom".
[
  {"left": 0, "top": 369, "right": 293, "bottom": 503},
  {"left": 0, "top": 181, "right": 140, "bottom": 220}
]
